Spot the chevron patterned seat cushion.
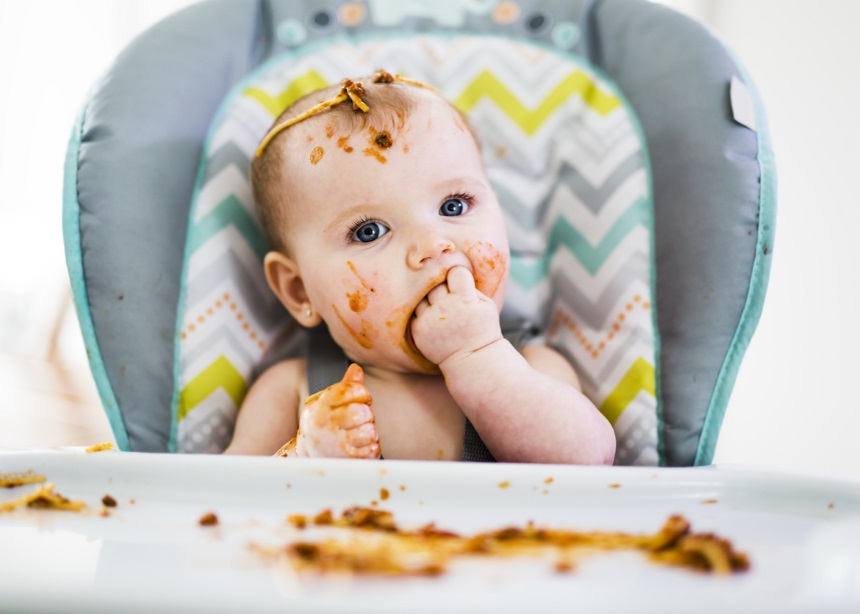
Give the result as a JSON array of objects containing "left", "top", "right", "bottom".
[{"left": 175, "top": 35, "right": 659, "bottom": 464}]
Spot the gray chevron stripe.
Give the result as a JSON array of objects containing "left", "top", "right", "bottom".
[
  {"left": 595, "top": 326, "right": 655, "bottom": 385},
  {"left": 554, "top": 115, "right": 636, "bottom": 162},
  {"left": 204, "top": 141, "right": 252, "bottom": 183},
  {"left": 556, "top": 152, "right": 647, "bottom": 215},
  {"left": 182, "top": 325, "right": 259, "bottom": 378},
  {"left": 548, "top": 249, "right": 650, "bottom": 328},
  {"left": 494, "top": 152, "right": 645, "bottom": 229},
  {"left": 186, "top": 251, "right": 284, "bottom": 330}
]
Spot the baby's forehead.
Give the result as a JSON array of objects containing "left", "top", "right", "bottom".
[{"left": 298, "top": 91, "right": 453, "bottom": 137}]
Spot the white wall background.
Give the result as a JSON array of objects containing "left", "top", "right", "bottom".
[{"left": 1, "top": 0, "right": 858, "bottom": 479}]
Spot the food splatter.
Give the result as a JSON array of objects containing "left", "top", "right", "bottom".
[
  {"left": 465, "top": 241, "right": 508, "bottom": 299},
  {"left": 332, "top": 304, "right": 377, "bottom": 349},
  {"left": 1, "top": 470, "right": 46, "bottom": 488},
  {"left": 199, "top": 512, "right": 219, "bottom": 526},
  {"left": 363, "top": 148, "right": 387, "bottom": 164},
  {"left": 310, "top": 146, "right": 325, "bottom": 165},
  {"left": 374, "top": 131, "right": 393, "bottom": 149},
  {"left": 0, "top": 481, "right": 86, "bottom": 513},
  {"left": 250, "top": 506, "right": 750, "bottom": 577},
  {"left": 337, "top": 136, "right": 354, "bottom": 153}
]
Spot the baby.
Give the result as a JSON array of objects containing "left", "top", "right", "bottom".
[{"left": 224, "top": 71, "right": 615, "bottom": 464}]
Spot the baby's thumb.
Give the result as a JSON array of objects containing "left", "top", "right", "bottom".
[{"left": 342, "top": 363, "right": 364, "bottom": 384}]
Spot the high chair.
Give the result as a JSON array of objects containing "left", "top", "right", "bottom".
[{"left": 63, "top": 0, "right": 775, "bottom": 466}]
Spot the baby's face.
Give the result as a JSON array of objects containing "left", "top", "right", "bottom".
[{"left": 283, "top": 98, "right": 509, "bottom": 373}]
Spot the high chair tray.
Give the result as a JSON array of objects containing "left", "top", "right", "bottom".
[{"left": 1, "top": 449, "right": 859, "bottom": 613}]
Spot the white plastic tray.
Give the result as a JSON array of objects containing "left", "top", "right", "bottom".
[{"left": 2, "top": 449, "right": 860, "bottom": 613}]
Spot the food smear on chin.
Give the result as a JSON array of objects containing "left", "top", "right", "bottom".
[
  {"left": 465, "top": 241, "right": 508, "bottom": 299},
  {"left": 382, "top": 271, "right": 449, "bottom": 373},
  {"left": 309, "top": 146, "right": 325, "bottom": 165}
]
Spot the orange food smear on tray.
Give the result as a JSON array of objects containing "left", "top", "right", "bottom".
[{"left": 250, "top": 506, "right": 750, "bottom": 577}]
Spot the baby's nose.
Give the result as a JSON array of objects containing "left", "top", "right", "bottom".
[{"left": 407, "top": 234, "right": 455, "bottom": 269}]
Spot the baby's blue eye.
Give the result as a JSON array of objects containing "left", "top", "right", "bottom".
[
  {"left": 352, "top": 220, "right": 389, "bottom": 243},
  {"left": 440, "top": 198, "right": 469, "bottom": 217}
]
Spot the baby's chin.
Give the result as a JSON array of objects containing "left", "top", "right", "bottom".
[{"left": 342, "top": 341, "right": 440, "bottom": 377}]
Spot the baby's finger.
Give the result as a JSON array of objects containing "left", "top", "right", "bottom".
[
  {"left": 426, "top": 283, "right": 449, "bottom": 305},
  {"left": 324, "top": 381, "right": 372, "bottom": 407},
  {"left": 414, "top": 298, "right": 429, "bottom": 318},
  {"left": 341, "top": 363, "right": 364, "bottom": 384},
  {"left": 339, "top": 403, "right": 375, "bottom": 428},
  {"left": 446, "top": 266, "right": 476, "bottom": 294},
  {"left": 342, "top": 422, "right": 379, "bottom": 448},
  {"left": 343, "top": 441, "right": 382, "bottom": 460}
]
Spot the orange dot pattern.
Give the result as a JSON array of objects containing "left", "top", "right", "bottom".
[
  {"left": 180, "top": 292, "right": 266, "bottom": 350},
  {"left": 549, "top": 295, "right": 650, "bottom": 360}
]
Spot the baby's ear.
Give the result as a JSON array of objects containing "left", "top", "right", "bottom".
[{"left": 264, "top": 251, "right": 322, "bottom": 327}]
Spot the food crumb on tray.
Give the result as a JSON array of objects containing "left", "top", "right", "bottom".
[
  {"left": 198, "top": 512, "right": 219, "bottom": 526},
  {"left": 0, "top": 470, "right": 46, "bottom": 488},
  {"left": 85, "top": 442, "right": 116, "bottom": 453},
  {"left": 0, "top": 482, "right": 87, "bottom": 513}
]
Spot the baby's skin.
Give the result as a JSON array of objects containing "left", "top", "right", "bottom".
[
  {"left": 411, "top": 265, "right": 501, "bottom": 368},
  {"left": 277, "top": 264, "right": 496, "bottom": 459},
  {"left": 275, "top": 363, "right": 380, "bottom": 459}
]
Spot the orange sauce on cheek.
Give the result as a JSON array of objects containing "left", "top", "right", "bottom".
[
  {"left": 346, "top": 261, "right": 375, "bottom": 313},
  {"left": 465, "top": 241, "right": 509, "bottom": 298},
  {"left": 348, "top": 291, "right": 368, "bottom": 313},
  {"left": 309, "top": 146, "right": 325, "bottom": 165},
  {"left": 332, "top": 304, "right": 377, "bottom": 349}
]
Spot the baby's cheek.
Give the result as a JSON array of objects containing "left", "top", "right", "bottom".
[
  {"left": 465, "top": 241, "right": 509, "bottom": 300},
  {"left": 332, "top": 262, "right": 382, "bottom": 349}
]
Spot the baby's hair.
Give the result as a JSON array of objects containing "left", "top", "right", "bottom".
[{"left": 251, "top": 70, "right": 439, "bottom": 253}]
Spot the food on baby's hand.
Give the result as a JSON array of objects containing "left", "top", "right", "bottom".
[{"left": 278, "top": 364, "right": 380, "bottom": 459}]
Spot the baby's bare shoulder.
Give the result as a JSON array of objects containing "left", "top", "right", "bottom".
[{"left": 250, "top": 357, "right": 309, "bottom": 401}]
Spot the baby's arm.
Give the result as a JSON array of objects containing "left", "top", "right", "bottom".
[
  {"left": 224, "top": 361, "right": 380, "bottom": 459},
  {"left": 224, "top": 359, "right": 304, "bottom": 455},
  {"left": 411, "top": 267, "right": 615, "bottom": 465}
]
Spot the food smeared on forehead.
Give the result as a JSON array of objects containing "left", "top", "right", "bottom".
[
  {"left": 255, "top": 70, "right": 436, "bottom": 158},
  {"left": 250, "top": 71, "right": 443, "bottom": 253}
]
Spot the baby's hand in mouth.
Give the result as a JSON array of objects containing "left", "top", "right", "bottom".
[
  {"left": 411, "top": 266, "right": 503, "bottom": 367},
  {"left": 284, "top": 364, "right": 380, "bottom": 459}
]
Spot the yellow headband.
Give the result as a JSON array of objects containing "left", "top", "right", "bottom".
[{"left": 254, "top": 70, "right": 437, "bottom": 158}]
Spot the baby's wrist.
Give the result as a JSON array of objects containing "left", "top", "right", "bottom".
[{"left": 437, "top": 336, "right": 509, "bottom": 377}]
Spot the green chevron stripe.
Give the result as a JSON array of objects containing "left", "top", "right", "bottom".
[
  {"left": 178, "top": 355, "right": 248, "bottom": 421},
  {"left": 244, "top": 69, "right": 330, "bottom": 117},
  {"left": 509, "top": 196, "right": 649, "bottom": 288},
  {"left": 189, "top": 194, "right": 267, "bottom": 261},
  {"left": 453, "top": 69, "right": 621, "bottom": 135},
  {"left": 599, "top": 357, "right": 655, "bottom": 425}
]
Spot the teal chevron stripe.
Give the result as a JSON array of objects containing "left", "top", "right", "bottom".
[
  {"left": 188, "top": 195, "right": 267, "bottom": 261},
  {"left": 510, "top": 197, "right": 650, "bottom": 288}
]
